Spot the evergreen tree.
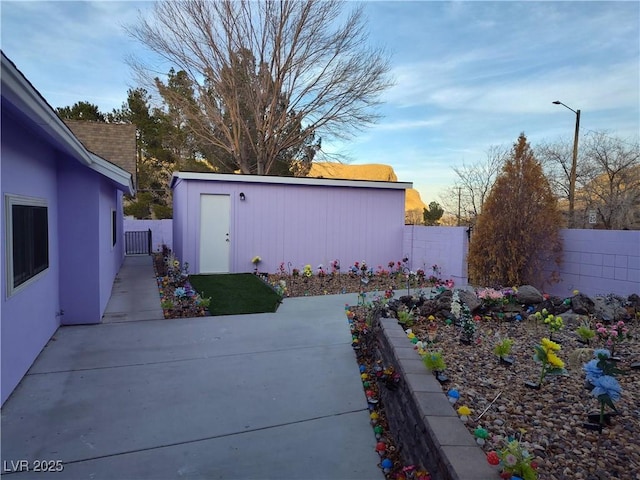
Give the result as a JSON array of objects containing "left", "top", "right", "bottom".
[
  {"left": 423, "top": 201, "right": 444, "bottom": 226},
  {"left": 157, "top": 51, "right": 320, "bottom": 176},
  {"left": 468, "top": 133, "right": 563, "bottom": 287},
  {"left": 57, "top": 101, "right": 105, "bottom": 122}
]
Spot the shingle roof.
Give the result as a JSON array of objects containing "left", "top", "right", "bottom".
[{"left": 63, "top": 120, "right": 137, "bottom": 186}]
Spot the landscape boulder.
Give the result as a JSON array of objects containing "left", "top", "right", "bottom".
[
  {"left": 458, "top": 289, "right": 482, "bottom": 312},
  {"left": 515, "top": 285, "right": 543, "bottom": 304},
  {"left": 571, "top": 293, "right": 595, "bottom": 315},
  {"left": 593, "top": 295, "right": 628, "bottom": 322}
]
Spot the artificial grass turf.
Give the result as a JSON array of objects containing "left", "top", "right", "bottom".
[{"left": 188, "top": 273, "right": 282, "bottom": 316}]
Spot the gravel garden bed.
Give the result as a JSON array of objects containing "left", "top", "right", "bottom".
[{"left": 362, "top": 288, "right": 640, "bottom": 480}]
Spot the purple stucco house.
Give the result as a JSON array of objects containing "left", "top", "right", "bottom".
[
  {"left": 170, "top": 172, "right": 411, "bottom": 275},
  {"left": 1, "top": 52, "right": 135, "bottom": 405}
]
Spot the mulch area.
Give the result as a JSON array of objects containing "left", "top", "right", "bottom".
[
  {"left": 153, "top": 254, "right": 208, "bottom": 318},
  {"left": 266, "top": 272, "right": 439, "bottom": 298}
]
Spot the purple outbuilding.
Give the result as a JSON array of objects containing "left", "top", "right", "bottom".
[{"left": 170, "top": 172, "right": 412, "bottom": 276}]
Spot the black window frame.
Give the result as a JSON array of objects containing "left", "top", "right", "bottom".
[
  {"left": 5, "top": 195, "right": 49, "bottom": 296},
  {"left": 111, "top": 209, "right": 117, "bottom": 247}
]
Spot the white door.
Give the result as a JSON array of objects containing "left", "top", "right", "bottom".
[{"left": 199, "top": 194, "right": 231, "bottom": 273}]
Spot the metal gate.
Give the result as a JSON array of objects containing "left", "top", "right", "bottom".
[{"left": 125, "top": 229, "right": 152, "bottom": 255}]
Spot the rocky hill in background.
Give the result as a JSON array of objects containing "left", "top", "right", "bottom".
[{"left": 308, "top": 163, "right": 427, "bottom": 223}]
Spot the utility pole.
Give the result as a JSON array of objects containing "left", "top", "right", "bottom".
[
  {"left": 457, "top": 187, "right": 461, "bottom": 226},
  {"left": 553, "top": 101, "right": 580, "bottom": 228}
]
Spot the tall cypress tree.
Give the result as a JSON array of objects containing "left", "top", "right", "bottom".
[{"left": 468, "top": 133, "right": 563, "bottom": 287}]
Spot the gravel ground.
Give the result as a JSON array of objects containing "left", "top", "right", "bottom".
[{"left": 407, "top": 316, "right": 640, "bottom": 480}]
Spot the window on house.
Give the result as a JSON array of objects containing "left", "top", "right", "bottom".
[
  {"left": 112, "top": 210, "right": 117, "bottom": 247},
  {"left": 5, "top": 195, "right": 49, "bottom": 295}
]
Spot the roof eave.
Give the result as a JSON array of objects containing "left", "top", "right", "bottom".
[
  {"left": 170, "top": 171, "right": 412, "bottom": 190},
  {"left": 88, "top": 153, "right": 135, "bottom": 196}
]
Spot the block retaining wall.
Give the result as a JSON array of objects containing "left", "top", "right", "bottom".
[{"left": 375, "top": 316, "right": 497, "bottom": 480}]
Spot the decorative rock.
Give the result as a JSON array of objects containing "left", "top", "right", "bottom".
[
  {"left": 572, "top": 293, "right": 595, "bottom": 315},
  {"left": 628, "top": 293, "right": 640, "bottom": 310},
  {"left": 515, "top": 285, "right": 543, "bottom": 304},
  {"left": 457, "top": 289, "right": 481, "bottom": 312},
  {"left": 595, "top": 295, "right": 629, "bottom": 322},
  {"left": 499, "top": 356, "right": 515, "bottom": 366}
]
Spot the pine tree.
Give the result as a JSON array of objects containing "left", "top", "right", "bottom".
[
  {"left": 468, "top": 133, "right": 563, "bottom": 287},
  {"left": 423, "top": 201, "right": 444, "bottom": 226},
  {"left": 57, "top": 101, "right": 105, "bottom": 122}
]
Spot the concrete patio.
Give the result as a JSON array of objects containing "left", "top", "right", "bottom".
[{"left": 1, "top": 256, "right": 383, "bottom": 479}]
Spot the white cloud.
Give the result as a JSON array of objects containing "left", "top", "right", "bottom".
[{"left": 372, "top": 117, "right": 449, "bottom": 132}]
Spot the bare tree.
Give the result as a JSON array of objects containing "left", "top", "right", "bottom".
[
  {"left": 578, "top": 132, "right": 640, "bottom": 229},
  {"left": 405, "top": 209, "right": 423, "bottom": 226},
  {"left": 128, "top": 0, "right": 392, "bottom": 175},
  {"left": 536, "top": 136, "right": 592, "bottom": 226},
  {"left": 440, "top": 145, "right": 508, "bottom": 225},
  {"left": 536, "top": 137, "right": 575, "bottom": 200}
]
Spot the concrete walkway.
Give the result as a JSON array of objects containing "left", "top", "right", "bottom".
[
  {"left": 102, "top": 255, "right": 164, "bottom": 323},
  {"left": 1, "top": 256, "right": 383, "bottom": 479}
]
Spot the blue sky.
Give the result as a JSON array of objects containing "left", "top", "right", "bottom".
[{"left": 2, "top": 1, "right": 638, "bottom": 205}]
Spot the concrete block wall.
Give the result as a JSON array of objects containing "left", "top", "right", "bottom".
[
  {"left": 374, "top": 316, "right": 495, "bottom": 480},
  {"left": 128, "top": 218, "right": 638, "bottom": 297},
  {"left": 543, "top": 229, "right": 640, "bottom": 297},
  {"left": 403, "top": 226, "right": 469, "bottom": 287},
  {"left": 124, "top": 218, "right": 173, "bottom": 253}
]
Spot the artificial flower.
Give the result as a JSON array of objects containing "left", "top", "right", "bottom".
[
  {"left": 591, "top": 375, "right": 622, "bottom": 402},
  {"left": 541, "top": 338, "right": 560, "bottom": 351},
  {"left": 547, "top": 352, "right": 565, "bottom": 369},
  {"left": 583, "top": 359, "right": 603, "bottom": 383},
  {"left": 504, "top": 454, "right": 518, "bottom": 467}
]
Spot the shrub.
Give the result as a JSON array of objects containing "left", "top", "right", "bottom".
[{"left": 467, "top": 133, "right": 563, "bottom": 287}]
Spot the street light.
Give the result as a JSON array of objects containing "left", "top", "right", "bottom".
[{"left": 552, "top": 100, "right": 581, "bottom": 228}]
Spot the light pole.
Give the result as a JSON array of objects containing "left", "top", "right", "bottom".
[{"left": 552, "top": 100, "right": 580, "bottom": 228}]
